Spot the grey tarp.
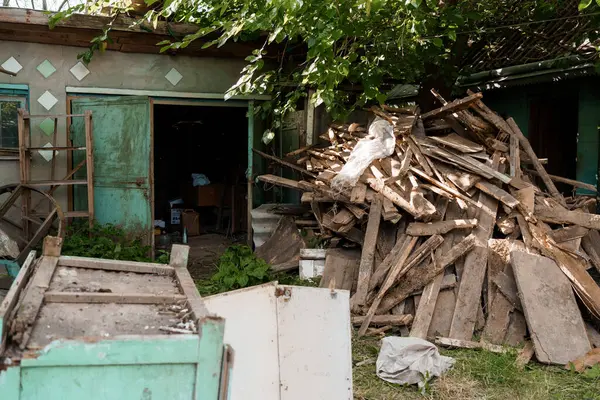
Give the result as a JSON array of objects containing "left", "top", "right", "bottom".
[{"left": 376, "top": 337, "right": 455, "bottom": 389}]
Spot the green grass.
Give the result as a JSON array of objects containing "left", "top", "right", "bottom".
[{"left": 353, "top": 334, "right": 600, "bottom": 400}]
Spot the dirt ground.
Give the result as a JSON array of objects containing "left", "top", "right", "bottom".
[{"left": 185, "top": 234, "right": 240, "bottom": 280}]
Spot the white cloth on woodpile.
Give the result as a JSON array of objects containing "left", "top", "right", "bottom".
[
  {"left": 331, "top": 116, "right": 395, "bottom": 191},
  {"left": 376, "top": 337, "right": 455, "bottom": 389}
]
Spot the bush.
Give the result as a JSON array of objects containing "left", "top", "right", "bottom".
[{"left": 62, "top": 222, "right": 169, "bottom": 263}]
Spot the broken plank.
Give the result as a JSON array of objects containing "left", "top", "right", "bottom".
[
  {"left": 170, "top": 245, "right": 209, "bottom": 319},
  {"left": 528, "top": 223, "right": 600, "bottom": 319},
  {"left": 410, "top": 167, "right": 481, "bottom": 208},
  {"left": 410, "top": 205, "right": 460, "bottom": 339},
  {"left": 10, "top": 249, "right": 60, "bottom": 348},
  {"left": 320, "top": 249, "right": 361, "bottom": 292},
  {"left": 551, "top": 225, "right": 590, "bottom": 244},
  {"left": 369, "top": 236, "right": 417, "bottom": 292},
  {"left": 509, "top": 134, "right": 521, "bottom": 178},
  {"left": 351, "top": 314, "right": 413, "bottom": 326},
  {"left": 535, "top": 203, "right": 600, "bottom": 231},
  {"left": 257, "top": 174, "right": 304, "bottom": 191},
  {"left": 378, "top": 234, "right": 477, "bottom": 314},
  {"left": 0, "top": 251, "right": 36, "bottom": 354},
  {"left": 506, "top": 118, "right": 565, "bottom": 206},
  {"left": 449, "top": 181, "right": 499, "bottom": 340},
  {"left": 353, "top": 197, "right": 383, "bottom": 306},
  {"left": 58, "top": 256, "right": 175, "bottom": 275},
  {"left": 582, "top": 230, "right": 600, "bottom": 273},
  {"left": 511, "top": 250, "right": 591, "bottom": 365},
  {"left": 524, "top": 168, "right": 597, "bottom": 192},
  {"left": 358, "top": 235, "right": 444, "bottom": 335},
  {"left": 44, "top": 292, "right": 188, "bottom": 304},
  {"left": 406, "top": 219, "right": 477, "bottom": 236},
  {"left": 421, "top": 93, "right": 483, "bottom": 120},
  {"left": 365, "top": 177, "right": 433, "bottom": 218},
  {"left": 482, "top": 291, "right": 513, "bottom": 345},
  {"left": 475, "top": 181, "right": 520, "bottom": 209},
  {"left": 429, "top": 133, "right": 484, "bottom": 153},
  {"left": 253, "top": 149, "right": 318, "bottom": 178},
  {"left": 351, "top": 182, "right": 368, "bottom": 204},
  {"left": 493, "top": 271, "right": 522, "bottom": 312},
  {"left": 434, "top": 337, "right": 508, "bottom": 354}
]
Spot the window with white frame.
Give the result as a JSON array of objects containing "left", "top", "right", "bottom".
[{"left": 0, "top": 96, "right": 26, "bottom": 148}]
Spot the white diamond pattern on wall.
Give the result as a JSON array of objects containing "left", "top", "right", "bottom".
[
  {"left": 36, "top": 60, "right": 57, "bottom": 78},
  {"left": 165, "top": 68, "right": 183, "bottom": 86},
  {"left": 39, "top": 118, "right": 55, "bottom": 137},
  {"left": 38, "top": 143, "right": 56, "bottom": 162},
  {"left": 1, "top": 57, "right": 23, "bottom": 74},
  {"left": 37, "top": 91, "right": 58, "bottom": 111},
  {"left": 70, "top": 62, "right": 90, "bottom": 81}
]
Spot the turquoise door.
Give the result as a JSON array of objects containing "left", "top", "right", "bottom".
[{"left": 71, "top": 97, "right": 152, "bottom": 241}]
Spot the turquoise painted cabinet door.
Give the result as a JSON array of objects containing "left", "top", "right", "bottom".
[{"left": 71, "top": 97, "right": 152, "bottom": 240}]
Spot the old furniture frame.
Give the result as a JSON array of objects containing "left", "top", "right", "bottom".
[{"left": 0, "top": 238, "right": 231, "bottom": 399}]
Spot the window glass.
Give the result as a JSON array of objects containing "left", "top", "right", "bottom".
[{"left": 0, "top": 97, "right": 25, "bottom": 148}]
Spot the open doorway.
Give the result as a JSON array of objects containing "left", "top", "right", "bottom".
[
  {"left": 153, "top": 103, "right": 248, "bottom": 278},
  {"left": 528, "top": 88, "right": 578, "bottom": 195}
]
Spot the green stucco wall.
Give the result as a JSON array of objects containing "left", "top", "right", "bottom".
[{"left": 483, "top": 87, "right": 530, "bottom": 138}]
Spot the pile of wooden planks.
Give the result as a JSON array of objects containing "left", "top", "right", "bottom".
[{"left": 256, "top": 90, "right": 600, "bottom": 365}]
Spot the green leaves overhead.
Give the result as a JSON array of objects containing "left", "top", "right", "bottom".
[{"left": 51, "top": 0, "right": 588, "bottom": 121}]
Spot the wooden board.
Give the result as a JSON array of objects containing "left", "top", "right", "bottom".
[
  {"left": 353, "top": 197, "right": 383, "bottom": 306},
  {"left": 511, "top": 250, "right": 591, "bottom": 364},
  {"left": 449, "top": 190, "right": 498, "bottom": 340},
  {"left": 319, "top": 249, "right": 360, "bottom": 292}
]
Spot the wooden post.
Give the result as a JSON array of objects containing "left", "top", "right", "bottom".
[
  {"left": 84, "top": 111, "right": 95, "bottom": 229},
  {"left": 247, "top": 101, "right": 254, "bottom": 248}
]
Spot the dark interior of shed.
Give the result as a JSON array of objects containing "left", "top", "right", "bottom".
[{"left": 153, "top": 104, "right": 248, "bottom": 238}]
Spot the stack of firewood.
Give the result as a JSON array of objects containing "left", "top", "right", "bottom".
[{"left": 255, "top": 90, "right": 600, "bottom": 366}]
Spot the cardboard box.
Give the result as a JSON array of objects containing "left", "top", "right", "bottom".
[
  {"left": 181, "top": 209, "right": 200, "bottom": 236},
  {"left": 185, "top": 184, "right": 227, "bottom": 207}
]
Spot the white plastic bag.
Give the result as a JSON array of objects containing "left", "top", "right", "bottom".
[
  {"left": 376, "top": 337, "right": 455, "bottom": 390},
  {"left": 331, "top": 117, "right": 395, "bottom": 191}
]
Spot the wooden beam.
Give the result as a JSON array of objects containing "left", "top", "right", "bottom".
[
  {"left": 44, "top": 292, "right": 188, "bottom": 304},
  {"left": 59, "top": 256, "right": 175, "bottom": 275},
  {"left": 551, "top": 226, "right": 590, "bottom": 243},
  {"left": 171, "top": 245, "right": 209, "bottom": 319}
]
